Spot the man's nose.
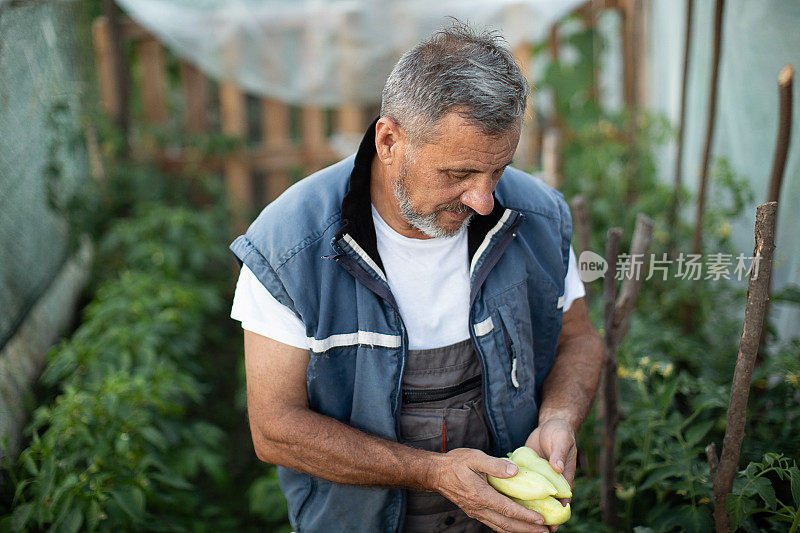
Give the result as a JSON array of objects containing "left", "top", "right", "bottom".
[{"left": 460, "top": 178, "right": 495, "bottom": 216}]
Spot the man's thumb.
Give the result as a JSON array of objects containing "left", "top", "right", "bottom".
[
  {"left": 486, "top": 458, "right": 518, "bottom": 479},
  {"left": 549, "top": 441, "right": 569, "bottom": 474}
]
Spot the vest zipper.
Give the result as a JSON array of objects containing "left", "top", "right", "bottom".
[
  {"left": 468, "top": 212, "right": 524, "bottom": 455},
  {"left": 330, "top": 242, "right": 408, "bottom": 532},
  {"left": 498, "top": 314, "right": 519, "bottom": 389},
  {"left": 401, "top": 375, "right": 482, "bottom": 404}
]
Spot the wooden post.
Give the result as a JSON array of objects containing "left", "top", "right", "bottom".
[
  {"left": 100, "top": 0, "right": 130, "bottom": 153},
  {"left": 261, "top": 98, "right": 292, "bottom": 202},
  {"left": 691, "top": 0, "right": 725, "bottom": 255},
  {"left": 620, "top": 0, "right": 636, "bottom": 113},
  {"left": 709, "top": 202, "right": 778, "bottom": 533},
  {"left": 578, "top": 0, "right": 600, "bottom": 104},
  {"left": 220, "top": 81, "right": 252, "bottom": 232},
  {"left": 669, "top": 0, "right": 694, "bottom": 251},
  {"left": 759, "top": 64, "right": 794, "bottom": 350},
  {"left": 549, "top": 23, "right": 562, "bottom": 134},
  {"left": 612, "top": 214, "right": 654, "bottom": 344},
  {"left": 542, "top": 127, "right": 561, "bottom": 189},
  {"left": 600, "top": 214, "right": 654, "bottom": 529},
  {"left": 137, "top": 38, "right": 168, "bottom": 125},
  {"left": 514, "top": 43, "right": 540, "bottom": 170},
  {"left": 301, "top": 106, "right": 327, "bottom": 175},
  {"left": 570, "top": 195, "right": 592, "bottom": 307},
  {"left": 570, "top": 195, "right": 592, "bottom": 260},
  {"left": 92, "top": 17, "right": 118, "bottom": 118},
  {"left": 335, "top": 8, "right": 365, "bottom": 149},
  {"left": 180, "top": 61, "right": 208, "bottom": 134},
  {"left": 600, "top": 227, "right": 622, "bottom": 530},
  {"left": 767, "top": 64, "right": 793, "bottom": 205},
  {"left": 336, "top": 104, "right": 363, "bottom": 139}
]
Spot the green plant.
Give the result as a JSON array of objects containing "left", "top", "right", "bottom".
[
  {"left": 7, "top": 371, "right": 222, "bottom": 532},
  {"left": 727, "top": 453, "right": 800, "bottom": 532}
]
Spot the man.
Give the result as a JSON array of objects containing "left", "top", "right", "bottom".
[{"left": 230, "top": 22, "right": 603, "bottom": 533}]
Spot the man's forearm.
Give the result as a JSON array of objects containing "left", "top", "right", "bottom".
[
  {"left": 538, "top": 331, "right": 603, "bottom": 433},
  {"left": 253, "top": 406, "right": 440, "bottom": 491}
]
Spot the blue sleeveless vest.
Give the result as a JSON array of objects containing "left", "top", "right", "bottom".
[{"left": 229, "top": 121, "right": 572, "bottom": 532}]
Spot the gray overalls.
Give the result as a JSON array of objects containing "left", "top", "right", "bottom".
[{"left": 400, "top": 339, "right": 494, "bottom": 532}]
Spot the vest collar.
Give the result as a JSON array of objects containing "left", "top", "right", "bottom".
[{"left": 336, "top": 118, "right": 511, "bottom": 272}]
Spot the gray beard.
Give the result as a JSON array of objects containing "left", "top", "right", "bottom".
[{"left": 393, "top": 165, "right": 474, "bottom": 239}]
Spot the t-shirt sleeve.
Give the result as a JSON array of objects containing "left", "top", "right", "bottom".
[
  {"left": 562, "top": 246, "right": 586, "bottom": 313},
  {"left": 230, "top": 264, "right": 311, "bottom": 350}
]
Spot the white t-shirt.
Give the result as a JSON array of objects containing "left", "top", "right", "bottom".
[{"left": 231, "top": 206, "right": 585, "bottom": 350}]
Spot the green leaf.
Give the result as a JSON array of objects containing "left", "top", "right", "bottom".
[
  {"left": 726, "top": 495, "right": 755, "bottom": 531},
  {"left": 639, "top": 467, "right": 676, "bottom": 491},
  {"left": 86, "top": 500, "right": 102, "bottom": 530},
  {"left": 752, "top": 476, "right": 777, "bottom": 509},
  {"left": 38, "top": 455, "right": 56, "bottom": 501},
  {"left": 54, "top": 508, "right": 83, "bottom": 533},
  {"left": 790, "top": 466, "right": 800, "bottom": 506},
  {"left": 111, "top": 486, "right": 145, "bottom": 520},
  {"left": 10, "top": 503, "right": 33, "bottom": 532},
  {"left": 150, "top": 472, "right": 193, "bottom": 490},
  {"left": 685, "top": 420, "right": 716, "bottom": 447},
  {"left": 139, "top": 425, "right": 167, "bottom": 451},
  {"left": 676, "top": 505, "right": 713, "bottom": 533}
]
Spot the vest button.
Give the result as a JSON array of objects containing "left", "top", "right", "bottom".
[{"left": 444, "top": 516, "right": 455, "bottom": 526}]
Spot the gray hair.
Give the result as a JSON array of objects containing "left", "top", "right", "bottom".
[{"left": 380, "top": 20, "right": 529, "bottom": 145}]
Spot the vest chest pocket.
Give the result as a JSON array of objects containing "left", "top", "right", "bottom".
[
  {"left": 492, "top": 303, "right": 534, "bottom": 393},
  {"left": 486, "top": 277, "right": 562, "bottom": 402},
  {"left": 486, "top": 278, "right": 559, "bottom": 395}
]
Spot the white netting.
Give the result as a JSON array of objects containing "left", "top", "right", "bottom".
[{"left": 115, "top": 0, "right": 585, "bottom": 106}]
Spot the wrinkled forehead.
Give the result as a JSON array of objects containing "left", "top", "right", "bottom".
[{"left": 411, "top": 113, "right": 520, "bottom": 169}]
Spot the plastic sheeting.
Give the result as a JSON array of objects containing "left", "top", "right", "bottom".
[
  {"left": 116, "top": 0, "right": 585, "bottom": 106},
  {"left": 645, "top": 0, "right": 800, "bottom": 342}
]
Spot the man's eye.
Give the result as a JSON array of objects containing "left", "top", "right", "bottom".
[{"left": 450, "top": 172, "right": 469, "bottom": 180}]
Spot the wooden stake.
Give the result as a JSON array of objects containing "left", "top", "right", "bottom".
[
  {"left": 542, "top": 127, "right": 562, "bottom": 189},
  {"left": 570, "top": 195, "right": 592, "bottom": 306},
  {"left": 760, "top": 64, "right": 793, "bottom": 351},
  {"left": 705, "top": 442, "right": 719, "bottom": 481},
  {"left": 180, "top": 61, "right": 208, "bottom": 134},
  {"left": 92, "top": 17, "right": 118, "bottom": 118},
  {"left": 101, "top": 0, "right": 130, "bottom": 154},
  {"left": 767, "top": 64, "right": 794, "bottom": 204},
  {"left": 600, "top": 214, "right": 654, "bottom": 530},
  {"left": 601, "top": 227, "right": 622, "bottom": 530},
  {"left": 514, "top": 43, "right": 540, "bottom": 170},
  {"left": 669, "top": 0, "right": 694, "bottom": 249},
  {"left": 711, "top": 202, "right": 778, "bottom": 533},
  {"left": 612, "top": 214, "right": 654, "bottom": 345},
  {"left": 137, "top": 38, "right": 168, "bottom": 125},
  {"left": 220, "top": 81, "right": 252, "bottom": 232},
  {"left": 691, "top": 0, "right": 725, "bottom": 255},
  {"left": 261, "top": 98, "right": 291, "bottom": 202},
  {"left": 301, "top": 106, "right": 327, "bottom": 175}
]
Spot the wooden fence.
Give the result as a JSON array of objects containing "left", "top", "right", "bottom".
[{"left": 91, "top": 0, "right": 642, "bottom": 230}]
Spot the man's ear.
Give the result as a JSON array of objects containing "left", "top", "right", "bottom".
[{"left": 374, "top": 117, "right": 402, "bottom": 165}]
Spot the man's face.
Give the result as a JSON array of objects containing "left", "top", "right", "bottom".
[{"left": 390, "top": 113, "right": 520, "bottom": 239}]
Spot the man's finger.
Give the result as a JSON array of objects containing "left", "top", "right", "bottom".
[
  {"left": 479, "top": 508, "right": 551, "bottom": 533},
  {"left": 548, "top": 436, "right": 573, "bottom": 474},
  {"left": 478, "top": 486, "right": 548, "bottom": 525},
  {"left": 477, "top": 456, "right": 519, "bottom": 479}
]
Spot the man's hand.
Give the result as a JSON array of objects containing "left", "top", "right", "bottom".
[
  {"left": 524, "top": 420, "right": 577, "bottom": 532},
  {"left": 431, "top": 448, "right": 552, "bottom": 533}
]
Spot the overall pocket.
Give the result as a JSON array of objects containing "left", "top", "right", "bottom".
[{"left": 400, "top": 395, "right": 491, "bottom": 454}]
